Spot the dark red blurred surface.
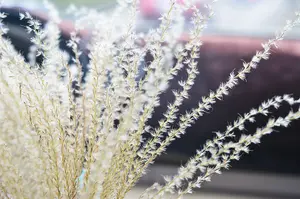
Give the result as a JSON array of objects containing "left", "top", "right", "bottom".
[{"left": 148, "top": 36, "right": 300, "bottom": 174}]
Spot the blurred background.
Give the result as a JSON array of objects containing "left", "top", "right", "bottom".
[
  {"left": 3, "top": 0, "right": 300, "bottom": 198},
  {"left": 6, "top": 0, "right": 300, "bottom": 38}
]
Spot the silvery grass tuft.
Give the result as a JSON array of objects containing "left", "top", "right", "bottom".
[{"left": 0, "top": 0, "right": 300, "bottom": 198}]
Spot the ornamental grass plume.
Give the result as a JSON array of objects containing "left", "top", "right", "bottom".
[{"left": 0, "top": 0, "right": 300, "bottom": 198}]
